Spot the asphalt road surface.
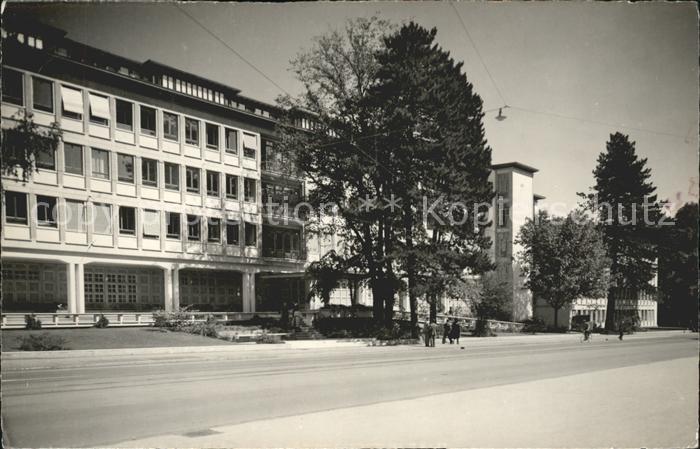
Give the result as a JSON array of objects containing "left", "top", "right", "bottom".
[{"left": 2, "top": 333, "right": 697, "bottom": 448}]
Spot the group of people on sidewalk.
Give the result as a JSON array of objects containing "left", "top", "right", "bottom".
[{"left": 423, "top": 319, "right": 461, "bottom": 347}]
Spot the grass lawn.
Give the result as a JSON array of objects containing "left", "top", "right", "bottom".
[{"left": 1, "top": 327, "right": 234, "bottom": 351}]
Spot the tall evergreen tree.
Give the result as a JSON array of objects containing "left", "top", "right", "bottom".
[
  {"left": 658, "top": 202, "right": 698, "bottom": 329},
  {"left": 370, "top": 23, "right": 494, "bottom": 331},
  {"left": 583, "top": 132, "right": 661, "bottom": 330}
]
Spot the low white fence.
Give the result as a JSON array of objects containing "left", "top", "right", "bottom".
[{"left": 0, "top": 311, "right": 282, "bottom": 329}]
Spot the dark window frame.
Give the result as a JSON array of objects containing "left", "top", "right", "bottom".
[
  {"left": 119, "top": 206, "right": 136, "bottom": 235},
  {"left": 226, "top": 220, "right": 240, "bottom": 245},
  {"left": 117, "top": 153, "right": 135, "bottom": 183},
  {"left": 187, "top": 214, "right": 201, "bottom": 241},
  {"left": 185, "top": 117, "right": 199, "bottom": 146},
  {"left": 4, "top": 191, "right": 28, "bottom": 225},
  {"left": 32, "top": 76, "right": 54, "bottom": 113},
  {"left": 225, "top": 174, "right": 238, "bottom": 199},
  {"left": 140, "top": 105, "right": 157, "bottom": 136},
  {"left": 2, "top": 68, "right": 24, "bottom": 105},
  {"left": 206, "top": 170, "right": 220, "bottom": 197},
  {"left": 142, "top": 158, "right": 158, "bottom": 187},
  {"left": 116, "top": 99, "right": 133, "bottom": 131},
  {"left": 63, "top": 143, "right": 83, "bottom": 175},
  {"left": 186, "top": 166, "right": 200, "bottom": 194},
  {"left": 164, "top": 163, "right": 180, "bottom": 190},
  {"left": 163, "top": 111, "right": 179, "bottom": 141},
  {"left": 225, "top": 128, "right": 238, "bottom": 154},
  {"left": 36, "top": 195, "right": 57, "bottom": 227},
  {"left": 207, "top": 217, "right": 221, "bottom": 243},
  {"left": 244, "top": 222, "right": 257, "bottom": 247},
  {"left": 166, "top": 212, "right": 181, "bottom": 239}
]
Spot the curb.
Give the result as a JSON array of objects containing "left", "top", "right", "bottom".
[{"left": 1, "top": 330, "right": 691, "bottom": 360}]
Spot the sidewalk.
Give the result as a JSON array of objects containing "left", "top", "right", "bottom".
[{"left": 2, "top": 330, "right": 689, "bottom": 360}]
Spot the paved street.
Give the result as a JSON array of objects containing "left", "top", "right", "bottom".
[{"left": 2, "top": 333, "right": 697, "bottom": 448}]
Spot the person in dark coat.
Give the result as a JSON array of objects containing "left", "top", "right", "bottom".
[
  {"left": 442, "top": 320, "right": 451, "bottom": 344},
  {"left": 450, "top": 319, "right": 461, "bottom": 345}
]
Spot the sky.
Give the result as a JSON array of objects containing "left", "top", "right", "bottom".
[{"left": 13, "top": 2, "right": 699, "bottom": 214}]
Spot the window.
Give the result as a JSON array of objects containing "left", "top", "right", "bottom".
[
  {"left": 32, "top": 77, "right": 53, "bottom": 113},
  {"left": 4, "top": 191, "right": 27, "bottom": 224},
  {"left": 119, "top": 206, "right": 136, "bottom": 235},
  {"left": 65, "top": 200, "right": 85, "bottom": 232},
  {"left": 63, "top": 143, "right": 83, "bottom": 175},
  {"left": 60, "top": 85, "right": 83, "bottom": 119},
  {"left": 244, "top": 222, "right": 257, "bottom": 246},
  {"left": 496, "top": 173, "right": 510, "bottom": 196},
  {"left": 164, "top": 163, "right": 179, "bottom": 190},
  {"left": 497, "top": 197, "right": 509, "bottom": 228},
  {"left": 243, "top": 132, "right": 257, "bottom": 159},
  {"left": 36, "top": 195, "right": 57, "bottom": 227},
  {"left": 225, "top": 174, "right": 238, "bottom": 199},
  {"left": 186, "top": 167, "right": 200, "bottom": 193},
  {"left": 166, "top": 212, "right": 181, "bottom": 239},
  {"left": 116, "top": 99, "right": 133, "bottom": 131},
  {"left": 88, "top": 93, "right": 110, "bottom": 125},
  {"left": 36, "top": 148, "right": 55, "bottom": 170},
  {"left": 2, "top": 68, "right": 23, "bottom": 105},
  {"left": 207, "top": 217, "right": 221, "bottom": 243},
  {"left": 225, "top": 128, "right": 238, "bottom": 154},
  {"left": 91, "top": 149, "right": 110, "bottom": 179},
  {"left": 93, "top": 203, "right": 112, "bottom": 235},
  {"left": 187, "top": 215, "right": 200, "bottom": 241},
  {"left": 140, "top": 106, "right": 156, "bottom": 136},
  {"left": 142, "top": 158, "right": 158, "bottom": 187},
  {"left": 206, "top": 170, "right": 220, "bottom": 197},
  {"left": 226, "top": 220, "right": 239, "bottom": 245},
  {"left": 206, "top": 123, "right": 219, "bottom": 149},
  {"left": 244, "top": 178, "right": 257, "bottom": 203},
  {"left": 185, "top": 118, "right": 199, "bottom": 145},
  {"left": 163, "top": 112, "right": 178, "bottom": 141},
  {"left": 117, "top": 154, "right": 134, "bottom": 183},
  {"left": 143, "top": 209, "right": 160, "bottom": 239}
]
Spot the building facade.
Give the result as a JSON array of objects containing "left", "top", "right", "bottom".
[
  {"left": 1, "top": 18, "right": 307, "bottom": 316},
  {"left": 3, "top": 17, "right": 654, "bottom": 327}
]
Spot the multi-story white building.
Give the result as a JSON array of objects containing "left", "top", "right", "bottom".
[{"left": 1, "top": 18, "right": 307, "bottom": 317}]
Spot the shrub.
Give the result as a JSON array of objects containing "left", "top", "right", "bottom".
[
  {"left": 153, "top": 306, "right": 197, "bottom": 329},
  {"left": 25, "top": 314, "right": 42, "bottom": 330},
  {"left": 95, "top": 314, "right": 110, "bottom": 328},
  {"left": 521, "top": 317, "right": 547, "bottom": 334},
  {"left": 182, "top": 315, "right": 220, "bottom": 338},
  {"left": 18, "top": 333, "right": 67, "bottom": 351},
  {"left": 256, "top": 334, "right": 285, "bottom": 344}
]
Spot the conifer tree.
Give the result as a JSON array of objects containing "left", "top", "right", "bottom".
[{"left": 583, "top": 132, "right": 661, "bottom": 330}]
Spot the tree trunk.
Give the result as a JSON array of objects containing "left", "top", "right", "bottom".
[
  {"left": 429, "top": 295, "right": 437, "bottom": 323},
  {"left": 383, "top": 283, "right": 395, "bottom": 327},
  {"left": 604, "top": 286, "right": 617, "bottom": 331},
  {"left": 408, "top": 273, "right": 418, "bottom": 338},
  {"left": 371, "top": 278, "right": 384, "bottom": 324},
  {"left": 553, "top": 305, "right": 559, "bottom": 329}
]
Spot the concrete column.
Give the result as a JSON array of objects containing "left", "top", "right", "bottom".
[
  {"left": 242, "top": 272, "right": 255, "bottom": 313},
  {"left": 164, "top": 267, "right": 173, "bottom": 312},
  {"left": 66, "top": 263, "right": 77, "bottom": 313},
  {"left": 172, "top": 267, "right": 180, "bottom": 311},
  {"left": 75, "top": 263, "right": 85, "bottom": 314}
]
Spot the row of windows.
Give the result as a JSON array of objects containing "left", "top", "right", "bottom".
[
  {"left": 1, "top": 68, "right": 258, "bottom": 158},
  {"left": 3, "top": 191, "right": 258, "bottom": 246},
  {"left": 31, "top": 144, "right": 259, "bottom": 201}
]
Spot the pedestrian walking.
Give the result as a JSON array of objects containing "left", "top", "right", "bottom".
[
  {"left": 442, "top": 320, "right": 450, "bottom": 344},
  {"left": 423, "top": 323, "right": 431, "bottom": 347},
  {"left": 450, "top": 319, "right": 461, "bottom": 345},
  {"left": 429, "top": 321, "right": 438, "bottom": 347},
  {"left": 618, "top": 319, "right": 625, "bottom": 341}
]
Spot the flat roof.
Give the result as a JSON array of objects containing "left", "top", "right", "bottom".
[{"left": 491, "top": 162, "right": 539, "bottom": 174}]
